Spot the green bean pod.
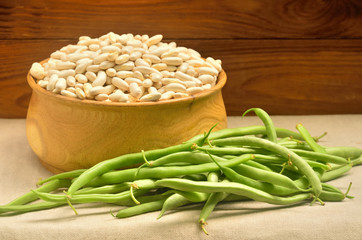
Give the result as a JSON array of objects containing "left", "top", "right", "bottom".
[
  {"left": 156, "top": 178, "right": 312, "bottom": 206},
  {"left": 0, "top": 202, "right": 66, "bottom": 215},
  {"left": 37, "top": 169, "right": 86, "bottom": 186},
  {"left": 320, "top": 164, "right": 353, "bottom": 182},
  {"left": 157, "top": 193, "right": 192, "bottom": 219},
  {"left": 211, "top": 136, "right": 322, "bottom": 197},
  {"left": 296, "top": 124, "right": 327, "bottom": 154},
  {"left": 115, "top": 199, "right": 166, "bottom": 218}
]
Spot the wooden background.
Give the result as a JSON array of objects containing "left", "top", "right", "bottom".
[{"left": 1, "top": 0, "right": 362, "bottom": 118}]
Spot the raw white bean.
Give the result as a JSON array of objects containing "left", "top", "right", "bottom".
[
  {"left": 148, "top": 86, "right": 158, "bottom": 94},
  {"left": 101, "top": 45, "right": 121, "bottom": 53},
  {"left": 47, "top": 69, "right": 60, "bottom": 77},
  {"left": 121, "top": 46, "right": 133, "bottom": 55},
  {"left": 150, "top": 46, "right": 169, "bottom": 57},
  {"left": 129, "top": 82, "right": 143, "bottom": 98},
  {"left": 141, "top": 34, "right": 149, "bottom": 42},
  {"left": 105, "top": 76, "right": 112, "bottom": 85},
  {"left": 67, "top": 53, "right": 88, "bottom": 62},
  {"left": 142, "top": 79, "right": 153, "bottom": 88},
  {"left": 135, "top": 58, "right": 150, "bottom": 67},
  {"left": 206, "top": 57, "right": 222, "bottom": 72},
  {"left": 30, "top": 62, "right": 45, "bottom": 79},
  {"left": 99, "top": 61, "right": 115, "bottom": 70},
  {"left": 161, "top": 57, "right": 183, "bottom": 66},
  {"left": 66, "top": 87, "right": 76, "bottom": 94},
  {"left": 184, "top": 81, "right": 196, "bottom": 88},
  {"left": 75, "top": 59, "right": 93, "bottom": 74},
  {"left": 60, "top": 89, "right": 77, "bottom": 98},
  {"left": 50, "top": 51, "right": 66, "bottom": 60},
  {"left": 112, "top": 77, "right": 129, "bottom": 91},
  {"left": 75, "top": 82, "right": 84, "bottom": 89},
  {"left": 75, "top": 74, "right": 88, "bottom": 83},
  {"left": 83, "top": 83, "right": 92, "bottom": 98},
  {"left": 152, "top": 63, "right": 167, "bottom": 71},
  {"left": 174, "top": 92, "right": 189, "bottom": 98},
  {"left": 153, "top": 81, "right": 163, "bottom": 89},
  {"left": 161, "top": 50, "right": 179, "bottom": 59},
  {"left": 37, "top": 80, "right": 48, "bottom": 88},
  {"left": 116, "top": 71, "right": 134, "bottom": 79},
  {"left": 109, "top": 90, "right": 128, "bottom": 102},
  {"left": 93, "top": 53, "right": 109, "bottom": 65},
  {"left": 162, "top": 78, "right": 187, "bottom": 87},
  {"left": 175, "top": 71, "right": 193, "bottom": 81},
  {"left": 164, "top": 83, "right": 187, "bottom": 93},
  {"left": 178, "top": 63, "right": 189, "bottom": 73},
  {"left": 187, "top": 59, "right": 205, "bottom": 67},
  {"left": 145, "top": 34, "right": 163, "bottom": 47},
  {"left": 150, "top": 72, "right": 163, "bottom": 82},
  {"left": 95, "top": 93, "right": 109, "bottom": 101},
  {"left": 54, "top": 78, "right": 67, "bottom": 93},
  {"left": 134, "top": 66, "right": 158, "bottom": 75},
  {"left": 58, "top": 69, "right": 75, "bottom": 78},
  {"left": 127, "top": 39, "right": 143, "bottom": 48},
  {"left": 125, "top": 77, "right": 143, "bottom": 86},
  {"left": 114, "top": 61, "right": 134, "bottom": 71},
  {"left": 107, "top": 52, "right": 119, "bottom": 62},
  {"left": 133, "top": 71, "right": 144, "bottom": 80},
  {"left": 186, "top": 87, "right": 204, "bottom": 95},
  {"left": 85, "top": 71, "right": 97, "bottom": 82},
  {"left": 92, "top": 71, "right": 107, "bottom": 86},
  {"left": 198, "top": 74, "right": 215, "bottom": 84},
  {"left": 86, "top": 65, "right": 100, "bottom": 72},
  {"left": 197, "top": 67, "right": 219, "bottom": 76},
  {"left": 202, "top": 84, "right": 212, "bottom": 90},
  {"left": 103, "top": 85, "right": 116, "bottom": 94},
  {"left": 55, "top": 61, "right": 76, "bottom": 70},
  {"left": 89, "top": 86, "right": 106, "bottom": 96},
  {"left": 89, "top": 44, "right": 100, "bottom": 51},
  {"left": 106, "top": 68, "right": 117, "bottom": 77},
  {"left": 142, "top": 54, "right": 161, "bottom": 64},
  {"left": 75, "top": 88, "right": 86, "bottom": 100},
  {"left": 115, "top": 54, "right": 130, "bottom": 65},
  {"left": 129, "top": 51, "right": 142, "bottom": 61},
  {"left": 178, "top": 52, "right": 191, "bottom": 61},
  {"left": 166, "top": 65, "right": 177, "bottom": 72},
  {"left": 160, "top": 91, "right": 175, "bottom": 100},
  {"left": 140, "top": 92, "right": 161, "bottom": 102}
]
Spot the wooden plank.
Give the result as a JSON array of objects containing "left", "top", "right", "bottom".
[
  {"left": 0, "top": 39, "right": 362, "bottom": 118},
  {"left": 1, "top": 0, "right": 362, "bottom": 39}
]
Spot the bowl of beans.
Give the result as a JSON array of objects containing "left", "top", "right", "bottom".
[{"left": 26, "top": 32, "right": 227, "bottom": 173}]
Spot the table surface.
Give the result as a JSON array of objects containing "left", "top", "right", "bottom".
[{"left": 1, "top": 115, "right": 362, "bottom": 240}]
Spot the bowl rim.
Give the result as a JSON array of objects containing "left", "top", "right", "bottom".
[{"left": 27, "top": 59, "right": 227, "bottom": 107}]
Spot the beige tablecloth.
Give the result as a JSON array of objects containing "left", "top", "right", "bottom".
[{"left": 1, "top": 115, "right": 362, "bottom": 240}]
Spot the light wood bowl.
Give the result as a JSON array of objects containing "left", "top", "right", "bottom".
[{"left": 26, "top": 63, "right": 227, "bottom": 173}]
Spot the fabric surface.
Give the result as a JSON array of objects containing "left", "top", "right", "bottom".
[{"left": 0, "top": 115, "right": 361, "bottom": 240}]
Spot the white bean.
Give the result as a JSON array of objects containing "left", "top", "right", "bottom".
[
  {"left": 114, "top": 61, "right": 134, "bottom": 71},
  {"left": 145, "top": 34, "right": 163, "bottom": 47},
  {"left": 92, "top": 71, "right": 107, "bottom": 86},
  {"left": 99, "top": 61, "right": 115, "bottom": 70},
  {"left": 30, "top": 62, "right": 45, "bottom": 79},
  {"left": 89, "top": 86, "right": 106, "bottom": 96},
  {"left": 174, "top": 92, "right": 189, "bottom": 98},
  {"left": 175, "top": 71, "right": 193, "bottom": 82},
  {"left": 150, "top": 46, "right": 169, "bottom": 57},
  {"left": 127, "top": 39, "right": 143, "bottom": 48},
  {"left": 125, "top": 77, "right": 142, "bottom": 86},
  {"left": 109, "top": 90, "right": 128, "bottom": 102},
  {"left": 186, "top": 87, "right": 204, "bottom": 95},
  {"left": 107, "top": 52, "right": 119, "bottom": 62},
  {"left": 129, "top": 51, "right": 142, "bottom": 61},
  {"left": 60, "top": 89, "right": 77, "bottom": 98},
  {"left": 160, "top": 91, "right": 175, "bottom": 100},
  {"left": 75, "top": 88, "right": 86, "bottom": 100},
  {"left": 198, "top": 74, "right": 215, "bottom": 84},
  {"left": 129, "top": 82, "right": 143, "bottom": 98},
  {"left": 93, "top": 53, "right": 109, "bottom": 65},
  {"left": 67, "top": 53, "right": 88, "bottom": 62},
  {"left": 95, "top": 93, "right": 109, "bottom": 101},
  {"left": 112, "top": 77, "right": 129, "bottom": 91},
  {"left": 103, "top": 85, "right": 116, "bottom": 94},
  {"left": 86, "top": 65, "right": 100, "bottom": 72},
  {"left": 54, "top": 78, "right": 67, "bottom": 93},
  {"left": 37, "top": 80, "right": 48, "bottom": 88},
  {"left": 89, "top": 44, "right": 100, "bottom": 51},
  {"left": 133, "top": 71, "right": 144, "bottom": 80},
  {"left": 116, "top": 71, "right": 134, "bottom": 79},
  {"left": 152, "top": 63, "right": 167, "bottom": 71},
  {"left": 66, "top": 87, "right": 76, "bottom": 94},
  {"left": 85, "top": 71, "right": 97, "bottom": 82},
  {"left": 55, "top": 61, "right": 76, "bottom": 70},
  {"left": 58, "top": 69, "right": 75, "bottom": 78},
  {"left": 83, "top": 83, "right": 93, "bottom": 98},
  {"left": 75, "top": 74, "right": 88, "bottom": 83},
  {"left": 106, "top": 68, "right": 117, "bottom": 77},
  {"left": 142, "top": 79, "right": 153, "bottom": 88},
  {"left": 140, "top": 92, "right": 161, "bottom": 102},
  {"left": 164, "top": 83, "right": 187, "bottom": 93},
  {"left": 162, "top": 78, "right": 187, "bottom": 86},
  {"left": 142, "top": 54, "right": 161, "bottom": 64},
  {"left": 134, "top": 66, "right": 158, "bottom": 75},
  {"left": 206, "top": 57, "right": 222, "bottom": 72},
  {"left": 197, "top": 67, "right": 219, "bottom": 76},
  {"left": 135, "top": 58, "right": 150, "bottom": 67},
  {"left": 75, "top": 59, "right": 93, "bottom": 74},
  {"left": 150, "top": 72, "right": 163, "bottom": 82},
  {"left": 101, "top": 45, "right": 121, "bottom": 53},
  {"left": 115, "top": 54, "right": 130, "bottom": 65},
  {"left": 161, "top": 57, "right": 183, "bottom": 66}
]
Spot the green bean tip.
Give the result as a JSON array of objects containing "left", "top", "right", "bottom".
[{"left": 199, "top": 219, "right": 209, "bottom": 235}]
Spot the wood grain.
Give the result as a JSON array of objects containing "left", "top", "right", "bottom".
[
  {"left": 1, "top": 0, "right": 362, "bottom": 39},
  {"left": 0, "top": 39, "right": 361, "bottom": 118}
]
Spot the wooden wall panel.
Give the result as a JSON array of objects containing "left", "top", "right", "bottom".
[{"left": 1, "top": 0, "right": 362, "bottom": 117}]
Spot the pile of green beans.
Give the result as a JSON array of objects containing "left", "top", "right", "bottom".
[{"left": 1, "top": 108, "right": 361, "bottom": 235}]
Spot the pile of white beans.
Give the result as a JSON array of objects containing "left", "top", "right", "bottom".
[{"left": 29, "top": 32, "right": 222, "bottom": 102}]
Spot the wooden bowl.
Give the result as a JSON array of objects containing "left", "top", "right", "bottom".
[{"left": 26, "top": 63, "right": 227, "bottom": 173}]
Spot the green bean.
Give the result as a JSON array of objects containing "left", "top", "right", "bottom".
[
  {"left": 199, "top": 180, "right": 230, "bottom": 235},
  {"left": 291, "top": 149, "right": 349, "bottom": 165},
  {"left": 182, "top": 174, "right": 207, "bottom": 181},
  {"left": 118, "top": 193, "right": 169, "bottom": 207},
  {"left": 0, "top": 202, "right": 66, "bottom": 215},
  {"left": 157, "top": 193, "right": 192, "bottom": 219},
  {"left": 242, "top": 108, "right": 277, "bottom": 143},
  {"left": 67, "top": 138, "right": 206, "bottom": 195},
  {"left": 351, "top": 157, "right": 362, "bottom": 166},
  {"left": 318, "top": 183, "right": 346, "bottom": 202},
  {"left": 114, "top": 199, "right": 166, "bottom": 218},
  {"left": 196, "top": 146, "right": 266, "bottom": 156},
  {"left": 37, "top": 169, "right": 86, "bottom": 186},
  {"left": 156, "top": 178, "right": 313, "bottom": 205},
  {"left": 5, "top": 179, "right": 71, "bottom": 206},
  {"left": 320, "top": 164, "right": 353, "bottom": 182},
  {"left": 211, "top": 136, "right": 322, "bottom": 197},
  {"left": 325, "top": 147, "right": 362, "bottom": 159},
  {"left": 86, "top": 154, "right": 254, "bottom": 187},
  {"left": 296, "top": 124, "right": 327, "bottom": 154},
  {"left": 74, "top": 182, "right": 131, "bottom": 195},
  {"left": 243, "top": 159, "right": 273, "bottom": 172}
]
